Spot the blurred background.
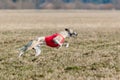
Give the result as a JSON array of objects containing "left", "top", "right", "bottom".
[{"left": 0, "top": 0, "right": 120, "bottom": 10}]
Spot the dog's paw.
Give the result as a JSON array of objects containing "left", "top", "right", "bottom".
[
  {"left": 66, "top": 43, "right": 69, "bottom": 48},
  {"left": 18, "top": 51, "right": 24, "bottom": 57}
]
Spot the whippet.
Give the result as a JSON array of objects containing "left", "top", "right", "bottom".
[{"left": 19, "top": 28, "right": 78, "bottom": 57}]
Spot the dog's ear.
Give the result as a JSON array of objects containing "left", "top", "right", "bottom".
[{"left": 65, "top": 28, "right": 69, "bottom": 31}]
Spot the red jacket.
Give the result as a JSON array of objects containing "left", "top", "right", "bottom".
[{"left": 45, "top": 33, "right": 64, "bottom": 47}]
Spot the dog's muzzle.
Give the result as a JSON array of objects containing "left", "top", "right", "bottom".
[{"left": 72, "top": 32, "right": 78, "bottom": 37}]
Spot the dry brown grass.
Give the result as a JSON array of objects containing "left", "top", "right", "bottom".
[{"left": 0, "top": 10, "right": 120, "bottom": 80}]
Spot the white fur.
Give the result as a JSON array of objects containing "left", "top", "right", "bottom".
[{"left": 19, "top": 28, "right": 77, "bottom": 57}]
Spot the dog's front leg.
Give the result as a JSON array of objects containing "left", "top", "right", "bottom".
[{"left": 53, "top": 38, "right": 63, "bottom": 49}]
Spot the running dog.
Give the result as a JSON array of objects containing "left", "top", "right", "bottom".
[{"left": 18, "top": 28, "right": 78, "bottom": 57}]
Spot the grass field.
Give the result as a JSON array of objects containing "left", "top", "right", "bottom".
[{"left": 0, "top": 10, "right": 120, "bottom": 80}]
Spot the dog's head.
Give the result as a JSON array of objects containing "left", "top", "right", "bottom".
[{"left": 65, "top": 28, "right": 78, "bottom": 37}]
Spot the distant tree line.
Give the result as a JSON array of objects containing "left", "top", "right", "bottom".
[{"left": 0, "top": 0, "right": 120, "bottom": 9}]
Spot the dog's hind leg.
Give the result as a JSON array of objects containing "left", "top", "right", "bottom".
[
  {"left": 19, "top": 37, "right": 44, "bottom": 57},
  {"left": 18, "top": 40, "right": 33, "bottom": 57},
  {"left": 33, "top": 45, "right": 41, "bottom": 57},
  {"left": 19, "top": 50, "right": 24, "bottom": 57},
  {"left": 32, "top": 37, "right": 45, "bottom": 57}
]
